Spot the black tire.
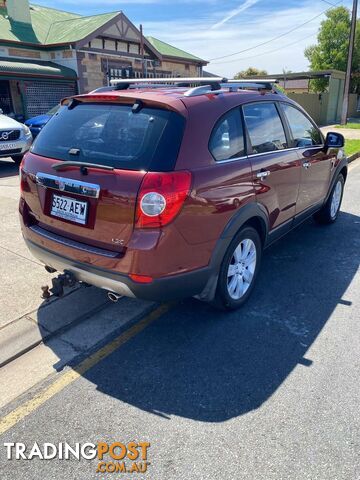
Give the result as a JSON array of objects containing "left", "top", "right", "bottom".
[
  {"left": 211, "top": 226, "right": 262, "bottom": 311},
  {"left": 11, "top": 155, "right": 24, "bottom": 165},
  {"left": 313, "top": 174, "right": 344, "bottom": 225}
]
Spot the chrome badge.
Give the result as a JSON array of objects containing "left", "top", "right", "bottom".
[{"left": 0, "top": 130, "right": 13, "bottom": 141}]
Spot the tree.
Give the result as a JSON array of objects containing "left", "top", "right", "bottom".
[
  {"left": 234, "top": 67, "right": 268, "bottom": 78},
  {"left": 304, "top": 6, "right": 360, "bottom": 93}
]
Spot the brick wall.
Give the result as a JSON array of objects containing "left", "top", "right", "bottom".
[
  {"left": 78, "top": 51, "right": 202, "bottom": 92},
  {"left": 80, "top": 53, "right": 105, "bottom": 92},
  {"left": 158, "top": 60, "right": 199, "bottom": 77},
  {"left": 8, "top": 48, "right": 41, "bottom": 59}
]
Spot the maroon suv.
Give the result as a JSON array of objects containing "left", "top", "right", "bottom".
[{"left": 19, "top": 78, "right": 347, "bottom": 310}]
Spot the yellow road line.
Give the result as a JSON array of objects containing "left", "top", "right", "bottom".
[{"left": 0, "top": 303, "right": 173, "bottom": 436}]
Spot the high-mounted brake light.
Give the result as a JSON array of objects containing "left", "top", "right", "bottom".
[
  {"left": 135, "top": 171, "right": 192, "bottom": 228},
  {"left": 61, "top": 95, "right": 120, "bottom": 106},
  {"left": 86, "top": 95, "right": 120, "bottom": 102}
]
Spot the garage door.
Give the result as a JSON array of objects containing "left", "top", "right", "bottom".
[{"left": 24, "top": 81, "right": 76, "bottom": 117}]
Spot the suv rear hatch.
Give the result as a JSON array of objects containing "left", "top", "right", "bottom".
[{"left": 21, "top": 97, "right": 185, "bottom": 257}]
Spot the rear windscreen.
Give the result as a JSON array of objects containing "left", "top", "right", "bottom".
[{"left": 31, "top": 102, "right": 185, "bottom": 171}]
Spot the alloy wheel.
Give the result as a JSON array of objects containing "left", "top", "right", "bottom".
[
  {"left": 227, "top": 238, "right": 257, "bottom": 300},
  {"left": 330, "top": 180, "right": 342, "bottom": 219}
]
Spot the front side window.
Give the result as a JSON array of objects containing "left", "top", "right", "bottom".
[
  {"left": 243, "top": 102, "right": 288, "bottom": 154},
  {"left": 282, "top": 103, "right": 323, "bottom": 147},
  {"left": 209, "top": 108, "right": 245, "bottom": 161}
]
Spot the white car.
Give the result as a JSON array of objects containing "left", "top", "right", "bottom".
[{"left": 0, "top": 109, "right": 32, "bottom": 165}]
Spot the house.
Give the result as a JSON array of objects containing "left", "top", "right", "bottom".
[
  {"left": 0, "top": 0, "right": 207, "bottom": 118},
  {"left": 277, "top": 79, "right": 309, "bottom": 93}
]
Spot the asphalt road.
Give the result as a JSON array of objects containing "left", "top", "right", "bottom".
[{"left": 1, "top": 160, "right": 360, "bottom": 480}]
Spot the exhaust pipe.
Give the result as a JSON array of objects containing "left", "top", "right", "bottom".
[{"left": 107, "top": 292, "right": 122, "bottom": 303}]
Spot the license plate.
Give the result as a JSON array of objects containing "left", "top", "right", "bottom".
[
  {"left": 51, "top": 194, "right": 88, "bottom": 225},
  {"left": 0, "top": 143, "right": 17, "bottom": 151}
]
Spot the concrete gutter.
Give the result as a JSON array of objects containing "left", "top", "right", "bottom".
[
  {"left": 0, "top": 286, "right": 109, "bottom": 368},
  {"left": 348, "top": 151, "right": 360, "bottom": 163},
  {"left": 0, "top": 283, "right": 157, "bottom": 370}
]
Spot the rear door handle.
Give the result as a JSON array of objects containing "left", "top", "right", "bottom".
[
  {"left": 256, "top": 170, "right": 271, "bottom": 179},
  {"left": 303, "top": 161, "right": 311, "bottom": 169}
]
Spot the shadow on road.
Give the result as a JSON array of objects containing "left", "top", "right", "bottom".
[
  {"left": 42, "top": 211, "right": 360, "bottom": 422},
  {"left": 0, "top": 159, "right": 19, "bottom": 178}
]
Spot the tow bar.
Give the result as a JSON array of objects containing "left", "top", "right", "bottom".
[{"left": 41, "top": 270, "right": 77, "bottom": 300}]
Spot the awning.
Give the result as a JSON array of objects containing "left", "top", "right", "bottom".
[
  {"left": 0, "top": 57, "right": 77, "bottom": 81},
  {"left": 243, "top": 70, "right": 346, "bottom": 82}
]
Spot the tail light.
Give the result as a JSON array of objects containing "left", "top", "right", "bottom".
[
  {"left": 19, "top": 167, "right": 28, "bottom": 192},
  {"left": 135, "top": 171, "right": 192, "bottom": 228}
]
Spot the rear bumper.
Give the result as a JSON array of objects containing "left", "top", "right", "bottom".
[{"left": 24, "top": 238, "right": 213, "bottom": 301}]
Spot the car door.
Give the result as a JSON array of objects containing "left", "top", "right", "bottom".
[
  {"left": 280, "top": 102, "right": 332, "bottom": 215},
  {"left": 242, "top": 101, "right": 301, "bottom": 233}
]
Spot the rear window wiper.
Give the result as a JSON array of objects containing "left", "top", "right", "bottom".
[{"left": 52, "top": 161, "right": 114, "bottom": 172}]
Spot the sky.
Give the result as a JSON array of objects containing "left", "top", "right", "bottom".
[{"left": 33, "top": 0, "right": 354, "bottom": 77}]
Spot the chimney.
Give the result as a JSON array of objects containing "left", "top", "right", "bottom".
[{"left": 6, "top": 0, "right": 32, "bottom": 25}]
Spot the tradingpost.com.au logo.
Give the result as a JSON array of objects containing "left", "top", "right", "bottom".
[{"left": 3, "top": 441, "right": 151, "bottom": 474}]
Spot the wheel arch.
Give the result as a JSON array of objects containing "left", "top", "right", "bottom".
[
  {"left": 197, "top": 203, "right": 268, "bottom": 303},
  {"left": 339, "top": 165, "right": 348, "bottom": 183},
  {"left": 242, "top": 216, "right": 267, "bottom": 246},
  {"left": 210, "top": 202, "right": 269, "bottom": 271},
  {"left": 325, "top": 158, "right": 348, "bottom": 203}
]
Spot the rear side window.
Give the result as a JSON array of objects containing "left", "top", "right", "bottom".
[
  {"left": 243, "top": 102, "right": 288, "bottom": 154},
  {"left": 209, "top": 108, "right": 245, "bottom": 161},
  {"left": 31, "top": 103, "right": 185, "bottom": 171},
  {"left": 282, "top": 103, "right": 323, "bottom": 147}
]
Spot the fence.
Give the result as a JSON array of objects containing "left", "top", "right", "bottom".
[{"left": 288, "top": 92, "right": 359, "bottom": 125}]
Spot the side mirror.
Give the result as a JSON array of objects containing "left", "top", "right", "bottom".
[{"left": 325, "top": 131, "right": 344, "bottom": 149}]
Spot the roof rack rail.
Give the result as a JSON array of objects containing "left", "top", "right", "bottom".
[
  {"left": 105, "top": 77, "right": 280, "bottom": 96},
  {"left": 110, "top": 77, "right": 226, "bottom": 90},
  {"left": 225, "top": 79, "right": 279, "bottom": 91},
  {"left": 183, "top": 79, "right": 280, "bottom": 97},
  {"left": 183, "top": 85, "right": 222, "bottom": 97},
  {"left": 93, "top": 83, "right": 183, "bottom": 92},
  {"left": 110, "top": 77, "right": 226, "bottom": 86},
  {"left": 227, "top": 78, "right": 278, "bottom": 83}
]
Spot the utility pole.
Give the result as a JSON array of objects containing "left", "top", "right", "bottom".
[
  {"left": 283, "top": 68, "right": 287, "bottom": 91},
  {"left": 340, "top": 0, "right": 358, "bottom": 125}
]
